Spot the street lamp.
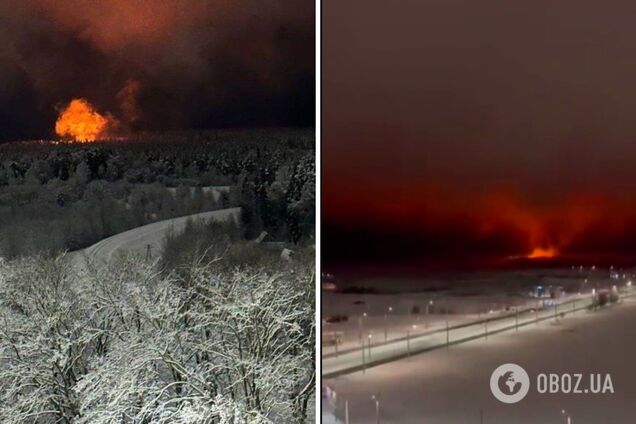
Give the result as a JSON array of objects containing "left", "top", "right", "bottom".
[
  {"left": 372, "top": 395, "right": 380, "bottom": 424},
  {"left": 358, "top": 312, "right": 368, "bottom": 345},
  {"left": 384, "top": 306, "right": 393, "bottom": 342},
  {"left": 445, "top": 318, "right": 450, "bottom": 348},
  {"left": 561, "top": 409, "right": 572, "bottom": 424},
  {"left": 361, "top": 341, "right": 366, "bottom": 374},
  {"left": 444, "top": 299, "right": 449, "bottom": 340}
]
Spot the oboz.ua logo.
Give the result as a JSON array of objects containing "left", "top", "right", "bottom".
[
  {"left": 490, "top": 363, "right": 615, "bottom": 404},
  {"left": 489, "top": 363, "right": 530, "bottom": 404}
]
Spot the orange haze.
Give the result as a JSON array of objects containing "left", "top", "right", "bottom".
[
  {"left": 55, "top": 99, "right": 116, "bottom": 142},
  {"left": 526, "top": 246, "right": 559, "bottom": 259},
  {"left": 324, "top": 181, "right": 636, "bottom": 266}
]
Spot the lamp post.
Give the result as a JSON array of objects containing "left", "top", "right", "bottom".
[
  {"left": 361, "top": 341, "right": 366, "bottom": 374},
  {"left": 484, "top": 319, "right": 488, "bottom": 341},
  {"left": 384, "top": 306, "right": 393, "bottom": 342},
  {"left": 446, "top": 319, "right": 450, "bottom": 348},
  {"left": 561, "top": 409, "right": 572, "bottom": 424},
  {"left": 358, "top": 312, "right": 367, "bottom": 345},
  {"left": 333, "top": 329, "right": 339, "bottom": 356},
  {"left": 372, "top": 395, "right": 380, "bottom": 424}
]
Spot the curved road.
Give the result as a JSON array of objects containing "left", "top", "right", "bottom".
[{"left": 71, "top": 207, "right": 241, "bottom": 266}]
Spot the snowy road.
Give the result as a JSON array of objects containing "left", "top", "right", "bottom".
[
  {"left": 326, "top": 296, "right": 636, "bottom": 423},
  {"left": 70, "top": 207, "right": 241, "bottom": 266},
  {"left": 323, "top": 290, "right": 634, "bottom": 378}
]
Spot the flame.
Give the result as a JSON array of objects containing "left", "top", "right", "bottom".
[
  {"left": 55, "top": 99, "right": 116, "bottom": 142},
  {"left": 526, "top": 246, "right": 559, "bottom": 259}
]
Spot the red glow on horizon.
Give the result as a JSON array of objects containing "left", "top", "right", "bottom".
[
  {"left": 526, "top": 246, "right": 559, "bottom": 259},
  {"left": 324, "top": 181, "right": 636, "bottom": 265}
]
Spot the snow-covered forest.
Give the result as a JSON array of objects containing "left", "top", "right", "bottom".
[
  {"left": 0, "top": 129, "right": 314, "bottom": 257},
  {"left": 0, "top": 254, "right": 315, "bottom": 423},
  {"left": 0, "top": 130, "right": 316, "bottom": 422}
]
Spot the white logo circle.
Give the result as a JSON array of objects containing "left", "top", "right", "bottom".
[{"left": 490, "top": 363, "right": 530, "bottom": 404}]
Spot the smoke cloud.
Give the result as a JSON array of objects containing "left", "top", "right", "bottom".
[
  {"left": 0, "top": 0, "right": 314, "bottom": 141},
  {"left": 323, "top": 0, "right": 636, "bottom": 268}
]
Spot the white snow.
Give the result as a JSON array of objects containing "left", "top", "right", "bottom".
[
  {"left": 325, "top": 297, "right": 636, "bottom": 423},
  {"left": 70, "top": 207, "right": 241, "bottom": 266}
]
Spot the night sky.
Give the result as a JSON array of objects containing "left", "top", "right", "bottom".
[
  {"left": 324, "top": 0, "right": 636, "bottom": 270},
  {"left": 0, "top": 0, "right": 314, "bottom": 142}
]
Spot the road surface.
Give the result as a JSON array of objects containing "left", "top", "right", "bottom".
[
  {"left": 323, "top": 290, "right": 633, "bottom": 378},
  {"left": 70, "top": 207, "right": 241, "bottom": 266},
  {"left": 326, "top": 296, "right": 636, "bottom": 423}
]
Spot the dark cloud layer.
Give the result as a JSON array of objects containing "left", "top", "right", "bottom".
[
  {"left": 0, "top": 0, "right": 314, "bottom": 141},
  {"left": 324, "top": 0, "right": 636, "bottom": 268}
]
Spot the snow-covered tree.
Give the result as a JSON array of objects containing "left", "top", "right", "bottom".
[{"left": 0, "top": 253, "right": 314, "bottom": 423}]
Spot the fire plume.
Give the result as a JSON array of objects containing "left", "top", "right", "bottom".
[
  {"left": 526, "top": 246, "right": 559, "bottom": 259},
  {"left": 55, "top": 99, "right": 116, "bottom": 142}
]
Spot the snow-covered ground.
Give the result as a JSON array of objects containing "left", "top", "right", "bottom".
[
  {"left": 324, "top": 292, "right": 535, "bottom": 355},
  {"left": 323, "top": 292, "right": 601, "bottom": 377},
  {"left": 165, "top": 185, "right": 231, "bottom": 202},
  {"left": 70, "top": 207, "right": 241, "bottom": 266},
  {"left": 325, "top": 297, "right": 636, "bottom": 423},
  {"left": 323, "top": 269, "right": 631, "bottom": 369}
]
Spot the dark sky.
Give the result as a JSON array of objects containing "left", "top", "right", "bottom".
[
  {"left": 0, "top": 0, "right": 314, "bottom": 141},
  {"left": 324, "top": 0, "right": 636, "bottom": 269}
]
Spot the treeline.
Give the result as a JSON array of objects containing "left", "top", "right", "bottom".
[
  {"left": 0, "top": 129, "right": 314, "bottom": 257},
  {"left": 160, "top": 218, "right": 315, "bottom": 272}
]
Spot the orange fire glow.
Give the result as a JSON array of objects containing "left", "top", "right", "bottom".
[
  {"left": 55, "top": 99, "right": 116, "bottom": 142},
  {"left": 526, "top": 246, "right": 559, "bottom": 259}
]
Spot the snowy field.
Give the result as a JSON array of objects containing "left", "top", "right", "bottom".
[
  {"left": 325, "top": 297, "right": 636, "bottom": 423},
  {"left": 323, "top": 268, "right": 629, "bottom": 357},
  {"left": 325, "top": 268, "right": 623, "bottom": 294},
  {"left": 324, "top": 291, "right": 534, "bottom": 355},
  {"left": 323, "top": 292, "right": 600, "bottom": 378}
]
